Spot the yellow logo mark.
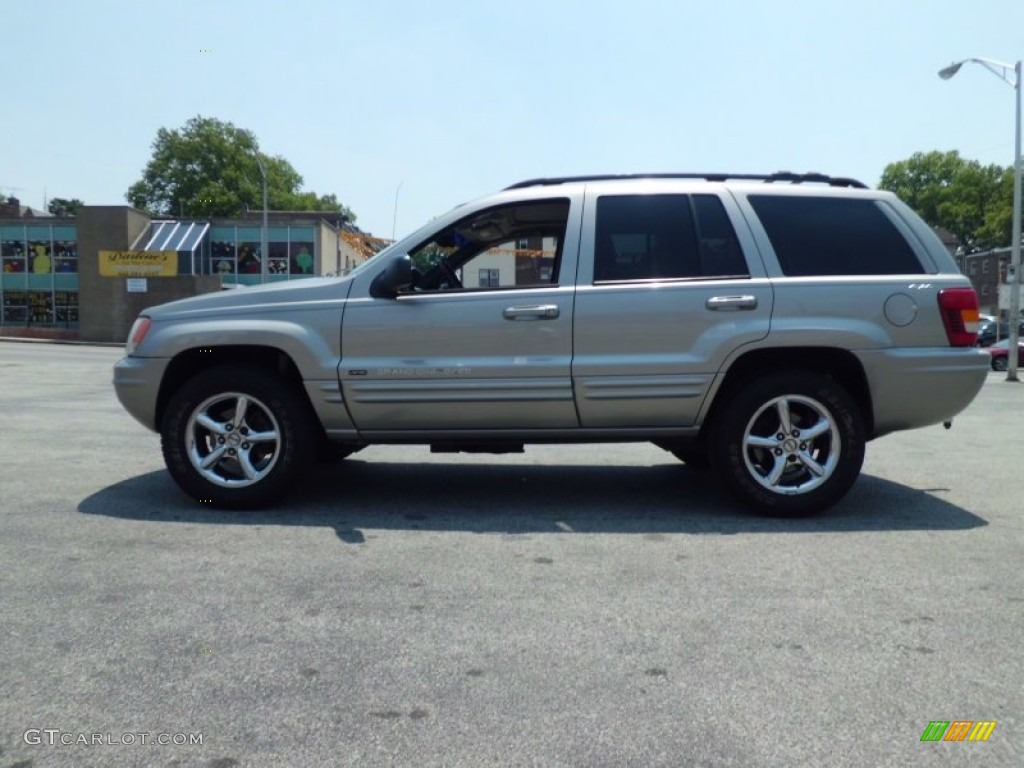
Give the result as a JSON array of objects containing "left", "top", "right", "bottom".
[
  {"left": 968, "top": 721, "right": 997, "bottom": 742},
  {"left": 200, "top": 49, "right": 213, "bottom": 53}
]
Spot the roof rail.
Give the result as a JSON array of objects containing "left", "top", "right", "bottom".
[{"left": 503, "top": 172, "right": 868, "bottom": 190}]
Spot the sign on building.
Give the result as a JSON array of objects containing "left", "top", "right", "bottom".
[
  {"left": 998, "top": 283, "right": 1022, "bottom": 311},
  {"left": 99, "top": 250, "right": 178, "bottom": 277}
]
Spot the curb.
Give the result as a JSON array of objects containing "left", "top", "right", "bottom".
[{"left": 0, "top": 336, "right": 123, "bottom": 348}]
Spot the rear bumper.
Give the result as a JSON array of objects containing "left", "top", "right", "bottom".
[
  {"left": 113, "top": 356, "right": 170, "bottom": 432},
  {"left": 854, "top": 347, "right": 989, "bottom": 437}
]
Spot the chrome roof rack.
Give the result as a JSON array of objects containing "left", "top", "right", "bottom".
[{"left": 504, "top": 172, "right": 868, "bottom": 190}]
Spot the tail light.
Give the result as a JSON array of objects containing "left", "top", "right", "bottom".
[{"left": 937, "top": 288, "right": 979, "bottom": 347}]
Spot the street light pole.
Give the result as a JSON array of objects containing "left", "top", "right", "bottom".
[
  {"left": 939, "top": 57, "right": 1022, "bottom": 381},
  {"left": 254, "top": 153, "right": 269, "bottom": 285}
]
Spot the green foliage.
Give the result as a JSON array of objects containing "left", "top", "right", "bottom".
[
  {"left": 879, "top": 150, "right": 1013, "bottom": 252},
  {"left": 47, "top": 197, "right": 84, "bottom": 216},
  {"left": 126, "top": 116, "right": 355, "bottom": 221}
]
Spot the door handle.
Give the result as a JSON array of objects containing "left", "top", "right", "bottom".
[
  {"left": 503, "top": 304, "right": 560, "bottom": 320},
  {"left": 706, "top": 295, "right": 758, "bottom": 311}
]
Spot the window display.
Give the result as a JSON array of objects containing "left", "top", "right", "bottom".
[
  {"left": 212, "top": 240, "right": 236, "bottom": 275},
  {"left": 290, "top": 241, "right": 315, "bottom": 274},
  {"left": 3, "top": 290, "right": 27, "bottom": 323},
  {"left": 55, "top": 290, "right": 78, "bottom": 325},
  {"left": 2, "top": 237, "right": 26, "bottom": 272},
  {"left": 54, "top": 241, "right": 77, "bottom": 272},
  {"left": 29, "top": 291, "right": 54, "bottom": 324},
  {"left": 0, "top": 225, "right": 78, "bottom": 327},
  {"left": 29, "top": 241, "right": 52, "bottom": 274}
]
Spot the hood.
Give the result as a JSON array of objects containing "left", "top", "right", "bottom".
[{"left": 143, "top": 276, "right": 353, "bottom": 321}]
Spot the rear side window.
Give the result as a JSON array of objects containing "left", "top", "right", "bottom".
[
  {"left": 594, "top": 194, "right": 748, "bottom": 281},
  {"left": 748, "top": 196, "right": 924, "bottom": 276}
]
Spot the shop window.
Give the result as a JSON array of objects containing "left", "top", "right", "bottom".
[
  {"left": 211, "top": 240, "right": 236, "bottom": 275},
  {"left": 54, "top": 241, "right": 77, "bottom": 272},
  {"left": 241, "top": 241, "right": 264, "bottom": 274},
  {"left": 290, "top": 241, "right": 315, "bottom": 275},
  {"left": 3, "top": 291, "right": 28, "bottom": 322},
  {"left": 267, "top": 242, "right": 288, "bottom": 275},
  {"left": 55, "top": 290, "right": 78, "bottom": 326},
  {"left": 28, "top": 291, "right": 54, "bottom": 324},
  {"left": 28, "top": 241, "right": 52, "bottom": 274},
  {"left": 2, "top": 236, "right": 26, "bottom": 273}
]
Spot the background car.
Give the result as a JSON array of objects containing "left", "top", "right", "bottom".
[
  {"left": 976, "top": 319, "right": 1024, "bottom": 347},
  {"left": 985, "top": 338, "right": 1024, "bottom": 371}
]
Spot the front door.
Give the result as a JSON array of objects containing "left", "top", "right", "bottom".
[{"left": 341, "top": 195, "right": 582, "bottom": 433}]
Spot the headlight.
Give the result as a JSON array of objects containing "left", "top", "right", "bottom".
[{"left": 126, "top": 316, "right": 152, "bottom": 356}]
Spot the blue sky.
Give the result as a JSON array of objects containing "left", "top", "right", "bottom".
[{"left": 3, "top": 0, "right": 1024, "bottom": 238}]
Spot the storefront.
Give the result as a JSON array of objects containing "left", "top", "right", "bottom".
[
  {"left": 207, "top": 224, "right": 319, "bottom": 284},
  {"left": 1, "top": 222, "right": 79, "bottom": 328},
  {"left": 0, "top": 205, "right": 385, "bottom": 341}
]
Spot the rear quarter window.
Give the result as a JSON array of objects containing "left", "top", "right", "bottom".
[{"left": 748, "top": 196, "right": 925, "bottom": 276}]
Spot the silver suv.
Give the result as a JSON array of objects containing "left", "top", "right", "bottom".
[{"left": 114, "top": 172, "right": 989, "bottom": 516}]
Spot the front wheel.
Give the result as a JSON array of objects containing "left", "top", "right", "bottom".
[
  {"left": 992, "top": 357, "right": 1008, "bottom": 372},
  {"left": 710, "top": 372, "right": 865, "bottom": 517},
  {"left": 161, "top": 366, "right": 317, "bottom": 509}
]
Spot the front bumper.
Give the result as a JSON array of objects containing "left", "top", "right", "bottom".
[{"left": 113, "top": 356, "right": 171, "bottom": 433}]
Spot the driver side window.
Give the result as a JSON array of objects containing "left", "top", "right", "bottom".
[{"left": 406, "top": 199, "right": 570, "bottom": 292}]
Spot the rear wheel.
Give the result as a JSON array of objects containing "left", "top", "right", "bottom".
[
  {"left": 161, "top": 366, "right": 316, "bottom": 509},
  {"left": 710, "top": 372, "right": 865, "bottom": 517},
  {"left": 992, "top": 356, "right": 1008, "bottom": 371}
]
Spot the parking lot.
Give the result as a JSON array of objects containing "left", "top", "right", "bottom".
[{"left": 0, "top": 341, "right": 1021, "bottom": 767}]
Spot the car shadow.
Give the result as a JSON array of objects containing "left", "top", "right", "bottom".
[{"left": 78, "top": 458, "right": 986, "bottom": 544}]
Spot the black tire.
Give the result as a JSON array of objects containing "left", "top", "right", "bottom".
[
  {"left": 653, "top": 440, "right": 711, "bottom": 469},
  {"left": 710, "top": 372, "right": 865, "bottom": 517},
  {"left": 992, "top": 357, "right": 1007, "bottom": 372},
  {"left": 161, "top": 365, "right": 317, "bottom": 509}
]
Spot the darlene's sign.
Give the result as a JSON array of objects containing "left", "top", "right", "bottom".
[{"left": 99, "top": 251, "right": 178, "bottom": 277}]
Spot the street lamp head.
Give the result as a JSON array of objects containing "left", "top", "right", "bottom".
[{"left": 938, "top": 61, "right": 964, "bottom": 80}]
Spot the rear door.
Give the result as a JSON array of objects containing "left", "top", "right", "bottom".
[{"left": 572, "top": 184, "right": 773, "bottom": 427}]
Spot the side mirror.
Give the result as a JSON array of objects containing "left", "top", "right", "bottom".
[{"left": 369, "top": 255, "right": 414, "bottom": 298}]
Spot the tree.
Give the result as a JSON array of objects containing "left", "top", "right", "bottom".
[
  {"left": 126, "top": 116, "right": 355, "bottom": 221},
  {"left": 47, "top": 197, "right": 84, "bottom": 216},
  {"left": 879, "top": 150, "right": 1013, "bottom": 252}
]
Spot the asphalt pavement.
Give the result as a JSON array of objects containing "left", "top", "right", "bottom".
[{"left": 0, "top": 342, "right": 1021, "bottom": 767}]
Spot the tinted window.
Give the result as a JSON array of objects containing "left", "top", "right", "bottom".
[
  {"left": 594, "top": 194, "right": 748, "bottom": 282},
  {"left": 693, "top": 194, "right": 748, "bottom": 277},
  {"left": 748, "top": 196, "right": 924, "bottom": 276}
]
